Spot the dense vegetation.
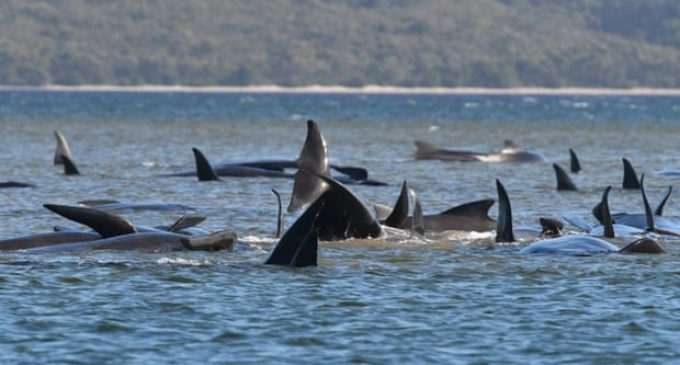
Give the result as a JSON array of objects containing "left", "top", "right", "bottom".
[{"left": 3, "top": 0, "right": 680, "bottom": 87}]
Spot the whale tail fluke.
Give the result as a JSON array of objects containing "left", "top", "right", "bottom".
[
  {"left": 192, "top": 148, "right": 220, "bottom": 181},
  {"left": 288, "top": 120, "right": 330, "bottom": 212},
  {"left": 495, "top": 179, "right": 515, "bottom": 243},
  {"left": 655, "top": 186, "right": 673, "bottom": 216},
  {"left": 622, "top": 158, "right": 641, "bottom": 189},
  {"left": 569, "top": 148, "right": 581, "bottom": 173},
  {"left": 553, "top": 163, "right": 578, "bottom": 191},
  {"left": 43, "top": 204, "right": 136, "bottom": 238},
  {"left": 54, "top": 130, "right": 73, "bottom": 166},
  {"left": 62, "top": 155, "right": 80, "bottom": 176},
  {"left": 384, "top": 181, "right": 410, "bottom": 228}
]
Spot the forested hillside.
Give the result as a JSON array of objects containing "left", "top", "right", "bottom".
[{"left": 2, "top": 0, "right": 680, "bottom": 87}]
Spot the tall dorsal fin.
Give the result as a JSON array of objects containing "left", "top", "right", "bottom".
[
  {"left": 290, "top": 228, "right": 319, "bottom": 267},
  {"left": 600, "top": 186, "right": 615, "bottom": 238},
  {"left": 553, "top": 163, "right": 577, "bottom": 191},
  {"left": 192, "top": 148, "right": 220, "bottom": 181},
  {"left": 495, "top": 179, "right": 515, "bottom": 243},
  {"left": 43, "top": 204, "right": 136, "bottom": 238},
  {"left": 569, "top": 148, "right": 581, "bottom": 173},
  {"left": 168, "top": 215, "right": 207, "bottom": 232},
  {"left": 640, "top": 175, "right": 655, "bottom": 232},
  {"left": 53, "top": 130, "right": 73, "bottom": 166},
  {"left": 409, "top": 188, "right": 425, "bottom": 236},
  {"left": 439, "top": 199, "right": 495, "bottom": 219},
  {"left": 384, "top": 181, "right": 410, "bottom": 228},
  {"left": 622, "top": 158, "right": 640, "bottom": 189},
  {"left": 288, "top": 120, "right": 330, "bottom": 212},
  {"left": 655, "top": 186, "right": 673, "bottom": 216},
  {"left": 272, "top": 189, "right": 283, "bottom": 238},
  {"left": 62, "top": 155, "right": 80, "bottom": 175}
]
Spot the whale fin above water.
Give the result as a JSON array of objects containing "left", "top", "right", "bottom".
[
  {"left": 272, "top": 189, "right": 284, "bottom": 238},
  {"left": 439, "top": 199, "right": 495, "bottom": 219},
  {"left": 331, "top": 165, "right": 368, "bottom": 181},
  {"left": 569, "top": 148, "right": 581, "bottom": 173},
  {"left": 495, "top": 179, "right": 515, "bottom": 243},
  {"left": 54, "top": 130, "right": 73, "bottom": 166},
  {"left": 167, "top": 215, "right": 207, "bottom": 233},
  {"left": 553, "top": 163, "right": 578, "bottom": 191},
  {"left": 290, "top": 228, "right": 319, "bottom": 267},
  {"left": 43, "top": 204, "right": 136, "bottom": 238},
  {"left": 640, "top": 175, "right": 655, "bottom": 232},
  {"left": 622, "top": 158, "right": 641, "bottom": 189},
  {"left": 655, "top": 186, "right": 673, "bottom": 216},
  {"left": 192, "top": 148, "right": 220, "bottom": 181},
  {"left": 62, "top": 155, "right": 80, "bottom": 175},
  {"left": 288, "top": 120, "right": 330, "bottom": 212},
  {"left": 384, "top": 181, "right": 410, "bottom": 228},
  {"left": 539, "top": 218, "right": 563, "bottom": 237},
  {"left": 600, "top": 186, "right": 615, "bottom": 239}
]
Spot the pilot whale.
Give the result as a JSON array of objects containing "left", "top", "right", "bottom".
[
  {"left": 495, "top": 180, "right": 664, "bottom": 255},
  {"left": 414, "top": 140, "right": 545, "bottom": 163}
]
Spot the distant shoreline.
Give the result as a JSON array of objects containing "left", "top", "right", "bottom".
[{"left": 3, "top": 84, "right": 680, "bottom": 96}]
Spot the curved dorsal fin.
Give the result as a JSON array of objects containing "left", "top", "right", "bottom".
[
  {"left": 439, "top": 199, "right": 494, "bottom": 219},
  {"left": 54, "top": 130, "right": 73, "bottom": 166},
  {"left": 495, "top": 179, "right": 515, "bottom": 243},
  {"left": 168, "top": 215, "right": 206, "bottom": 233},
  {"left": 655, "top": 186, "right": 673, "bottom": 216},
  {"left": 622, "top": 158, "right": 641, "bottom": 190},
  {"left": 62, "top": 155, "right": 80, "bottom": 176},
  {"left": 288, "top": 120, "right": 330, "bottom": 212},
  {"left": 384, "top": 181, "right": 410, "bottom": 228},
  {"left": 640, "top": 175, "right": 655, "bottom": 232},
  {"left": 272, "top": 189, "right": 283, "bottom": 238},
  {"left": 600, "top": 186, "right": 615, "bottom": 238},
  {"left": 553, "top": 163, "right": 578, "bottom": 191},
  {"left": 43, "top": 204, "right": 136, "bottom": 238},
  {"left": 569, "top": 148, "right": 581, "bottom": 173},
  {"left": 192, "top": 148, "right": 220, "bottom": 181}
]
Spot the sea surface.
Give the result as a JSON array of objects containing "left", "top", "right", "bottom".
[{"left": 1, "top": 91, "right": 680, "bottom": 364}]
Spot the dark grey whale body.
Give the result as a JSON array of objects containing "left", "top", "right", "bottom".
[{"left": 414, "top": 140, "right": 545, "bottom": 163}]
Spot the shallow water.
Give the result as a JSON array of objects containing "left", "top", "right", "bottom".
[{"left": 2, "top": 91, "right": 680, "bottom": 363}]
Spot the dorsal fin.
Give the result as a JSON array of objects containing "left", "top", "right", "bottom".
[
  {"left": 569, "top": 148, "right": 581, "bottom": 173},
  {"left": 622, "top": 158, "right": 641, "bottom": 189},
  {"left": 655, "top": 186, "right": 673, "bottom": 216},
  {"left": 409, "top": 188, "right": 425, "bottom": 236},
  {"left": 288, "top": 120, "right": 330, "bottom": 212},
  {"left": 168, "top": 215, "right": 207, "bottom": 232},
  {"left": 553, "top": 163, "right": 577, "bottom": 191},
  {"left": 384, "top": 181, "right": 410, "bottom": 228},
  {"left": 439, "top": 199, "right": 495, "bottom": 219},
  {"left": 600, "top": 186, "right": 615, "bottom": 238},
  {"left": 62, "top": 155, "right": 80, "bottom": 175},
  {"left": 640, "top": 175, "right": 655, "bottom": 232},
  {"left": 192, "top": 148, "right": 220, "bottom": 181},
  {"left": 272, "top": 189, "right": 283, "bottom": 238},
  {"left": 53, "top": 130, "right": 73, "bottom": 166},
  {"left": 503, "top": 140, "right": 519, "bottom": 149},
  {"left": 43, "top": 204, "right": 136, "bottom": 238},
  {"left": 290, "top": 228, "right": 318, "bottom": 267},
  {"left": 495, "top": 179, "right": 515, "bottom": 243}
]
